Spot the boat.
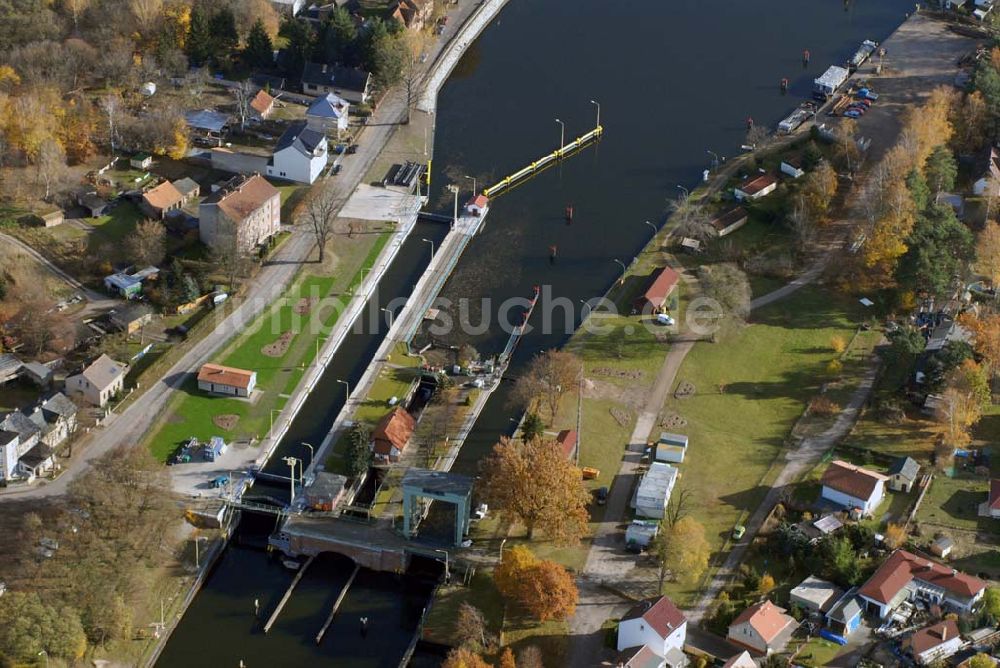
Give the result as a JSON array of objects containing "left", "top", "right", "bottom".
[
  {"left": 777, "top": 101, "right": 817, "bottom": 134},
  {"left": 847, "top": 39, "right": 878, "bottom": 71},
  {"left": 281, "top": 558, "right": 302, "bottom": 571}
]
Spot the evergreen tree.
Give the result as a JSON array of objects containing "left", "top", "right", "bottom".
[
  {"left": 280, "top": 18, "right": 316, "bottom": 77},
  {"left": 243, "top": 19, "right": 274, "bottom": 69},
  {"left": 326, "top": 7, "right": 358, "bottom": 64},
  {"left": 186, "top": 6, "right": 213, "bottom": 66},
  {"left": 925, "top": 144, "right": 958, "bottom": 195},
  {"left": 209, "top": 6, "right": 240, "bottom": 64}
]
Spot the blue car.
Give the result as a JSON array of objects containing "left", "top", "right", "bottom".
[{"left": 844, "top": 109, "right": 862, "bottom": 118}]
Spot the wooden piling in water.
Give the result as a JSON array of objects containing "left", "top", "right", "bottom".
[
  {"left": 315, "top": 563, "right": 361, "bottom": 645},
  {"left": 263, "top": 555, "right": 315, "bottom": 634}
]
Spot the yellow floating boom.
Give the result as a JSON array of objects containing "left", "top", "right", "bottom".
[{"left": 483, "top": 125, "right": 604, "bottom": 198}]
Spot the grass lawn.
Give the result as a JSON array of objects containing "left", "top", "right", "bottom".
[
  {"left": 145, "top": 230, "right": 390, "bottom": 461},
  {"left": 353, "top": 366, "right": 421, "bottom": 424},
  {"left": 794, "top": 636, "right": 844, "bottom": 667},
  {"left": 89, "top": 201, "right": 144, "bottom": 245},
  {"left": 656, "top": 286, "right": 868, "bottom": 605},
  {"left": 917, "top": 472, "right": 1000, "bottom": 533},
  {"left": 423, "top": 571, "right": 504, "bottom": 646}
]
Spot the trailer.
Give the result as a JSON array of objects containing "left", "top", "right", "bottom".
[
  {"left": 777, "top": 101, "right": 817, "bottom": 134},
  {"left": 813, "top": 65, "right": 850, "bottom": 100}
]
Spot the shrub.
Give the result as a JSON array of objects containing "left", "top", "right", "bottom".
[
  {"left": 810, "top": 396, "right": 841, "bottom": 416},
  {"left": 830, "top": 335, "right": 847, "bottom": 354}
]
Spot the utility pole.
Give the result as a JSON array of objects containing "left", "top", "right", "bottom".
[
  {"left": 446, "top": 183, "right": 459, "bottom": 229},
  {"left": 575, "top": 363, "right": 584, "bottom": 467}
]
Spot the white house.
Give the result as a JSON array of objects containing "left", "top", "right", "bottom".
[
  {"left": 632, "top": 462, "right": 677, "bottom": 519},
  {"left": 727, "top": 600, "right": 796, "bottom": 655},
  {"left": 789, "top": 575, "right": 841, "bottom": 613},
  {"left": 780, "top": 160, "right": 805, "bottom": 179},
  {"left": 267, "top": 121, "right": 328, "bottom": 184},
  {"left": 199, "top": 174, "right": 281, "bottom": 254},
  {"left": 305, "top": 93, "right": 350, "bottom": 136},
  {"left": 820, "top": 460, "right": 888, "bottom": 516},
  {"left": 974, "top": 147, "right": 1000, "bottom": 196},
  {"left": 0, "top": 430, "right": 19, "bottom": 481},
  {"left": 981, "top": 478, "right": 1000, "bottom": 518},
  {"left": 301, "top": 63, "right": 372, "bottom": 104},
  {"left": 654, "top": 432, "right": 688, "bottom": 463},
  {"left": 708, "top": 207, "right": 749, "bottom": 237},
  {"left": 197, "top": 364, "right": 257, "bottom": 397},
  {"left": 466, "top": 195, "right": 489, "bottom": 217},
  {"left": 65, "top": 354, "right": 128, "bottom": 408},
  {"left": 888, "top": 456, "right": 920, "bottom": 493},
  {"left": 721, "top": 652, "right": 757, "bottom": 668},
  {"left": 905, "top": 620, "right": 963, "bottom": 665},
  {"left": 858, "top": 549, "right": 986, "bottom": 619},
  {"left": 617, "top": 595, "right": 687, "bottom": 665}
]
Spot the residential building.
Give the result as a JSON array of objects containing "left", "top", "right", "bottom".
[
  {"left": 789, "top": 575, "right": 841, "bottom": 613},
  {"left": 305, "top": 93, "right": 350, "bottom": 135},
  {"left": 65, "top": 354, "right": 128, "bottom": 407},
  {"left": 130, "top": 153, "right": 153, "bottom": 170},
  {"left": 199, "top": 174, "right": 281, "bottom": 254},
  {"left": 555, "top": 429, "right": 577, "bottom": 459},
  {"left": 726, "top": 600, "right": 797, "bottom": 655},
  {"left": 303, "top": 471, "right": 347, "bottom": 511},
  {"left": 973, "top": 147, "right": 1000, "bottom": 196},
  {"left": 36, "top": 209, "right": 64, "bottom": 227},
  {"left": 980, "top": 479, "right": 1000, "bottom": 518},
  {"left": 18, "top": 443, "right": 54, "bottom": 480},
  {"left": 197, "top": 363, "right": 257, "bottom": 397},
  {"left": 905, "top": 620, "right": 963, "bottom": 665},
  {"left": 734, "top": 174, "right": 778, "bottom": 201},
  {"left": 185, "top": 109, "right": 229, "bottom": 145},
  {"left": 820, "top": 459, "right": 888, "bottom": 516},
  {"left": 0, "top": 430, "right": 20, "bottom": 481},
  {"left": 634, "top": 266, "right": 680, "bottom": 314},
  {"left": 269, "top": 0, "right": 305, "bottom": 15},
  {"left": 780, "top": 159, "right": 805, "bottom": 179},
  {"left": 858, "top": 549, "right": 986, "bottom": 618},
  {"left": 0, "top": 410, "right": 49, "bottom": 480},
  {"left": 825, "top": 593, "right": 864, "bottom": 637},
  {"left": 0, "top": 354, "right": 22, "bottom": 385},
  {"left": 109, "top": 303, "right": 155, "bottom": 335},
  {"left": 390, "top": 0, "right": 433, "bottom": 29},
  {"left": 142, "top": 181, "right": 184, "bottom": 219},
  {"left": 266, "top": 121, "right": 328, "bottom": 184},
  {"left": 103, "top": 266, "right": 159, "bottom": 300},
  {"left": 371, "top": 407, "right": 416, "bottom": 463},
  {"left": 721, "top": 652, "right": 756, "bottom": 668},
  {"left": 173, "top": 177, "right": 200, "bottom": 205},
  {"left": 709, "top": 207, "right": 748, "bottom": 237},
  {"left": 654, "top": 432, "right": 688, "bottom": 464},
  {"left": 930, "top": 536, "right": 955, "bottom": 559},
  {"left": 77, "top": 193, "right": 109, "bottom": 217},
  {"left": 250, "top": 89, "right": 275, "bottom": 121},
  {"left": 616, "top": 595, "right": 687, "bottom": 664},
  {"left": 301, "top": 63, "right": 372, "bottom": 104},
  {"left": 888, "top": 456, "right": 920, "bottom": 493},
  {"left": 633, "top": 462, "right": 678, "bottom": 519},
  {"left": 615, "top": 645, "right": 666, "bottom": 668},
  {"left": 28, "top": 393, "right": 78, "bottom": 449}
]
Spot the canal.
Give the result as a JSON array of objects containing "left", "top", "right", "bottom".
[{"left": 158, "top": 0, "right": 915, "bottom": 665}]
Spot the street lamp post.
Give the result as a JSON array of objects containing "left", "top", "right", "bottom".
[
  {"left": 194, "top": 535, "right": 209, "bottom": 569},
  {"left": 446, "top": 183, "right": 459, "bottom": 229},
  {"left": 590, "top": 99, "right": 600, "bottom": 127},
  {"left": 38, "top": 651, "right": 47, "bottom": 668},
  {"left": 301, "top": 442, "right": 314, "bottom": 468},
  {"left": 676, "top": 184, "right": 689, "bottom": 198},
  {"left": 554, "top": 118, "right": 565, "bottom": 151},
  {"left": 499, "top": 538, "right": 508, "bottom": 560},
  {"left": 434, "top": 549, "right": 450, "bottom": 582},
  {"left": 283, "top": 456, "right": 300, "bottom": 503},
  {"left": 643, "top": 220, "right": 657, "bottom": 236},
  {"left": 612, "top": 259, "right": 626, "bottom": 285},
  {"left": 463, "top": 174, "right": 477, "bottom": 198},
  {"left": 381, "top": 307, "right": 394, "bottom": 329},
  {"left": 336, "top": 379, "right": 350, "bottom": 403},
  {"left": 707, "top": 149, "right": 720, "bottom": 171},
  {"left": 421, "top": 238, "right": 435, "bottom": 261}
]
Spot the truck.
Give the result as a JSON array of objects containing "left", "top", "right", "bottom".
[{"left": 813, "top": 65, "right": 850, "bottom": 100}]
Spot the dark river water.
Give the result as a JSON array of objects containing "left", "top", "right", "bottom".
[{"left": 157, "top": 0, "right": 914, "bottom": 665}]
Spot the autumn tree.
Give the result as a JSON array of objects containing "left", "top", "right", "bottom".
[
  {"left": 969, "top": 654, "right": 996, "bottom": 668},
  {"left": 498, "top": 647, "right": 517, "bottom": 668},
  {"left": 511, "top": 349, "right": 581, "bottom": 423},
  {"left": 758, "top": 573, "right": 776, "bottom": 595},
  {"left": 939, "top": 359, "right": 991, "bottom": 452},
  {"left": 960, "top": 312, "right": 1000, "bottom": 375},
  {"left": 0, "top": 593, "right": 86, "bottom": 662},
  {"left": 442, "top": 648, "right": 491, "bottom": 668},
  {"left": 977, "top": 221, "right": 1000, "bottom": 290},
  {"left": 656, "top": 516, "right": 710, "bottom": 589},
  {"left": 800, "top": 161, "right": 838, "bottom": 221},
  {"left": 127, "top": 219, "right": 167, "bottom": 267},
  {"left": 301, "top": 182, "right": 341, "bottom": 263},
  {"left": 494, "top": 545, "right": 538, "bottom": 600},
  {"left": 517, "top": 646, "right": 544, "bottom": 668},
  {"left": 345, "top": 424, "right": 372, "bottom": 479},
  {"left": 957, "top": 90, "right": 989, "bottom": 153},
  {"left": 479, "top": 437, "right": 590, "bottom": 542},
  {"left": 517, "top": 559, "right": 578, "bottom": 621},
  {"left": 884, "top": 523, "right": 908, "bottom": 549},
  {"left": 454, "top": 603, "right": 493, "bottom": 654}
]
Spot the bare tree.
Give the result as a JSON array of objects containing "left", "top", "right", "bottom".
[
  {"left": 101, "top": 92, "right": 123, "bottom": 154},
  {"left": 127, "top": 219, "right": 166, "bottom": 267},
  {"left": 788, "top": 194, "right": 814, "bottom": 251},
  {"left": 663, "top": 485, "right": 693, "bottom": 528},
  {"left": 670, "top": 195, "right": 714, "bottom": 242},
  {"left": 233, "top": 80, "right": 253, "bottom": 133},
  {"left": 746, "top": 124, "right": 770, "bottom": 149},
  {"left": 65, "top": 0, "right": 91, "bottom": 33},
  {"left": 35, "top": 137, "right": 66, "bottom": 201},
  {"left": 301, "top": 184, "right": 340, "bottom": 263},
  {"left": 511, "top": 350, "right": 582, "bottom": 424}
]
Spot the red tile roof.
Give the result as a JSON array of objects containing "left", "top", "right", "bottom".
[
  {"left": 710, "top": 207, "right": 749, "bottom": 233},
  {"left": 638, "top": 267, "right": 680, "bottom": 308},
  {"left": 143, "top": 181, "right": 183, "bottom": 210},
  {"left": 555, "top": 429, "right": 577, "bottom": 459},
  {"left": 198, "top": 363, "right": 255, "bottom": 390},
  {"left": 250, "top": 89, "right": 274, "bottom": 116},
  {"left": 620, "top": 596, "right": 686, "bottom": 639},
  {"left": 859, "top": 550, "right": 986, "bottom": 605},
  {"left": 372, "top": 407, "right": 415, "bottom": 456},
  {"left": 906, "top": 620, "right": 959, "bottom": 656},
  {"left": 821, "top": 460, "right": 888, "bottom": 501},
  {"left": 730, "top": 601, "right": 794, "bottom": 644},
  {"left": 469, "top": 194, "right": 488, "bottom": 208},
  {"left": 989, "top": 479, "right": 1000, "bottom": 510}
]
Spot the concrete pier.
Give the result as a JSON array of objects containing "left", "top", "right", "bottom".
[
  {"left": 262, "top": 555, "right": 315, "bottom": 634},
  {"left": 315, "top": 563, "right": 361, "bottom": 645}
]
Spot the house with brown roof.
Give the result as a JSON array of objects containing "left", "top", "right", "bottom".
[
  {"left": 555, "top": 429, "right": 577, "bottom": 459},
  {"left": 634, "top": 266, "right": 680, "bottom": 314},
  {"left": 820, "top": 460, "right": 888, "bottom": 516},
  {"left": 198, "top": 174, "right": 281, "bottom": 253},
  {"left": 726, "top": 600, "right": 796, "bottom": 655},
  {"left": 720, "top": 651, "right": 756, "bottom": 668},
  {"left": 250, "top": 89, "right": 275, "bottom": 121},
  {"left": 142, "top": 181, "right": 184, "bottom": 219},
  {"left": 858, "top": 549, "right": 986, "bottom": 619},
  {"left": 979, "top": 478, "right": 1000, "bottom": 518},
  {"left": 904, "top": 620, "right": 963, "bottom": 665},
  {"left": 734, "top": 174, "right": 778, "bottom": 202},
  {"left": 616, "top": 595, "right": 687, "bottom": 665},
  {"left": 197, "top": 363, "right": 257, "bottom": 397},
  {"left": 371, "top": 407, "right": 415, "bottom": 463},
  {"left": 614, "top": 644, "right": 666, "bottom": 668},
  {"left": 709, "top": 207, "right": 749, "bottom": 237},
  {"left": 390, "top": 0, "right": 432, "bottom": 30}
]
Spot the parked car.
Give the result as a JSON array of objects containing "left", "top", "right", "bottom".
[
  {"left": 594, "top": 487, "right": 608, "bottom": 505},
  {"left": 844, "top": 109, "right": 862, "bottom": 118},
  {"left": 732, "top": 524, "right": 746, "bottom": 540}
]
